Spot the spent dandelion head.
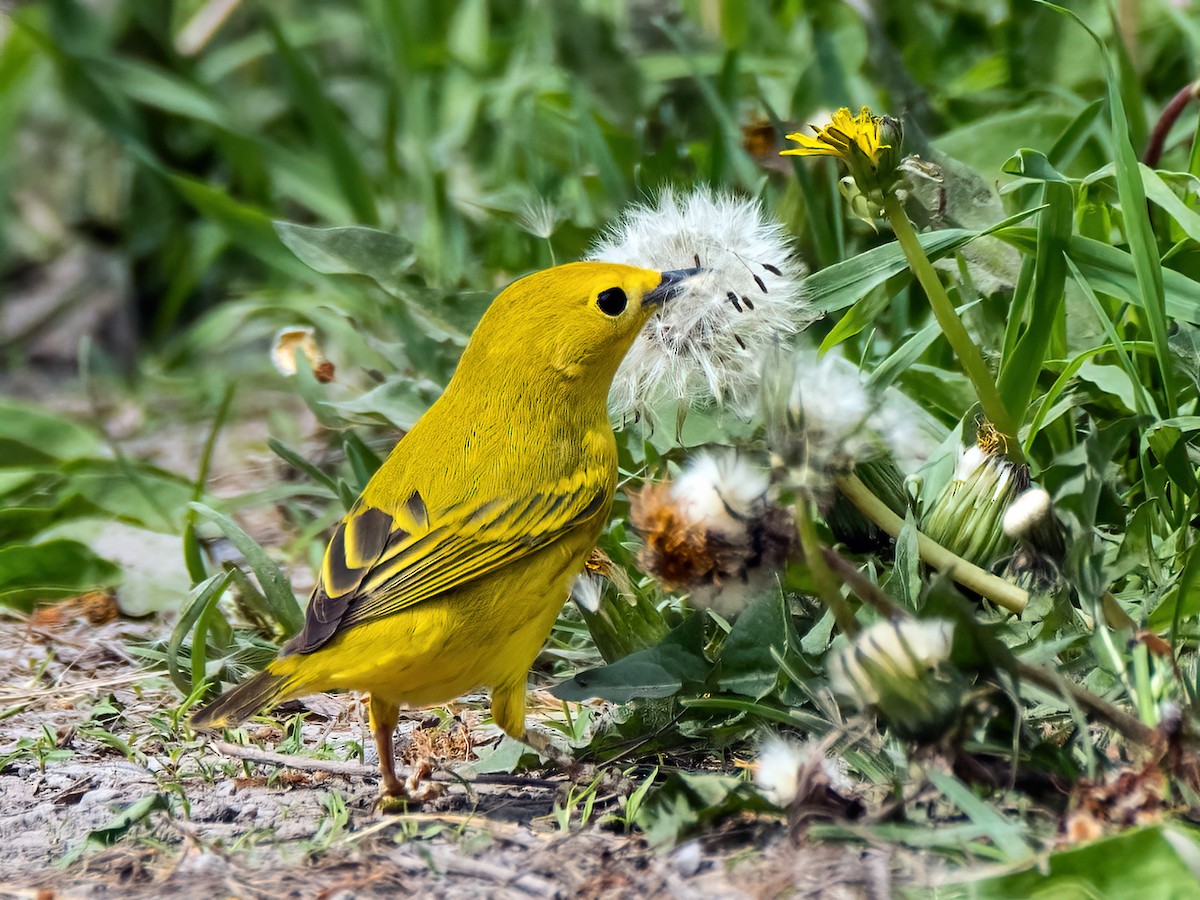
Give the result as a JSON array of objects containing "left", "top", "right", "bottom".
[
  {"left": 761, "top": 345, "right": 934, "bottom": 499},
  {"left": 827, "top": 617, "right": 965, "bottom": 742},
  {"left": 589, "top": 187, "right": 811, "bottom": 421},
  {"left": 630, "top": 450, "right": 794, "bottom": 619}
]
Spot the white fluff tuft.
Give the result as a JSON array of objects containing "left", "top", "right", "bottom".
[
  {"left": 670, "top": 452, "right": 770, "bottom": 537},
  {"left": 570, "top": 572, "right": 605, "bottom": 614},
  {"left": 1002, "top": 487, "right": 1053, "bottom": 541},
  {"left": 589, "top": 188, "right": 810, "bottom": 419},
  {"left": 754, "top": 735, "right": 851, "bottom": 807}
]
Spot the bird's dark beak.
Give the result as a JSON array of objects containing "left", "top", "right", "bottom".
[{"left": 644, "top": 267, "right": 702, "bottom": 307}]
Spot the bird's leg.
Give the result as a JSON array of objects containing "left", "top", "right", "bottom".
[
  {"left": 369, "top": 695, "right": 444, "bottom": 809},
  {"left": 367, "top": 694, "right": 405, "bottom": 797},
  {"left": 494, "top": 680, "right": 610, "bottom": 784}
]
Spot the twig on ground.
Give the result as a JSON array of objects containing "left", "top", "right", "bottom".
[{"left": 211, "top": 740, "right": 564, "bottom": 788}]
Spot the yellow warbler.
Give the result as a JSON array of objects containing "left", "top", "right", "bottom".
[{"left": 191, "top": 261, "right": 697, "bottom": 796}]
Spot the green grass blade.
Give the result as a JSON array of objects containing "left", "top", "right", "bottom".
[
  {"left": 1038, "top": 2, "right": 1173, "bottom": 414},
  {"left": 997, "top": 179, "right": 1073, "bottom": 423},
  {"left": 166, "top": 571, "right": 233, "bottom": 695},
  {"left": 189, "top": 502, "right": 304, "bottom": 637},
  {"left": 265, "top": 16, "right": 379, "bottom": 226}
]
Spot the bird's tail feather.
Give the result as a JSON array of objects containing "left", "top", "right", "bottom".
[{"left": 190, "top": 667, "right": 293, "bottom": 731}]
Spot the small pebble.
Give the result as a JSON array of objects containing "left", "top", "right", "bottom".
[
  {"left": 78, "top": 788, "right": 121, "bottom": 807},
  {"left": 670, "top": 840, "right": 703, "bottom": 877}
]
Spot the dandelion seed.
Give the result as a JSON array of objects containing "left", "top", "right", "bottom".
[
  {"left": 515, "top": 196, "right": 560, "bottom": 241},
  {"left": 762, "top": 263, "right": 783, "bottom": 277},
  {"left": 630, "top": 451, "right": 793, "bottom": 619},
  {"left": 589, "top": 188, "right": 811, "bottom": 420}
]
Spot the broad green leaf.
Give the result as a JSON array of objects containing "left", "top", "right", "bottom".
[
  {"left": 716, "top": 591, "right": 798, "bottom": 698},
  {"left": 0, "top": 539, "right": 122, "bottom": 610},
  {"left": 274, "top": 222, "right": 416, "bottom": 294},
  {"left": 552, "top": 612, "right": 710, "bottom": 703},
  {"left": 0, "top": 400, "right": 104, "bottom": 465},
  {"left": 943, "top": 826, "right": 1200, "bottom": 899},
  {"left": 327, "top": 377, "right": 442, "bottom": 431}
]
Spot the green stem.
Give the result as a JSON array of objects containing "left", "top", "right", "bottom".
[
  {"left": 882, "top": 194, "right": 1024, "bottom": 464},
  {"left": 796, "top": 494, "right": 859, "bottom": 636},
  {"left": 835, "top": 472, "right": 1028, "bottom": 615}
]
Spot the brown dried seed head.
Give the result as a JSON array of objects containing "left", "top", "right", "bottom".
[{"left": 630, "top": 483, "right": 740, "bottom": 590}]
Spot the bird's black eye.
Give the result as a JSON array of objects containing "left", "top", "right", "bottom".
[{"left": 596, "top": 287, "right": 627, "bottom": 316}]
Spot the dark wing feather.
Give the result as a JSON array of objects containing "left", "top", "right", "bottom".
[{"left": 283, "top": 475, "right": 610, "bottom": 656}]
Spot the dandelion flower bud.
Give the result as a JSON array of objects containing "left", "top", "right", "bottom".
[
  {"left": 921, "top": 429, "right": 1029, "bottom": 569},
  {"left": 827, "top": 617, "right": 963, "bottom": 742},
  {"left": 589, "top": 188, "right": 811, "bottom": 420},
  {"left": 630, "top": 451, "right": 793, "bottom": 619}
]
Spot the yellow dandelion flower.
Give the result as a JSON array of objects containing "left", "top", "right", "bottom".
[
  {"left": 782, "top": 107, "right": 887, "bottom": 162},
  {"left": 782, "top": 106, "right": 902, "bottom": 201}
]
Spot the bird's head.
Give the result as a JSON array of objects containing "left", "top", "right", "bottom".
[{"left": 461, "top": 261, "right": 700, "bottom": 394}]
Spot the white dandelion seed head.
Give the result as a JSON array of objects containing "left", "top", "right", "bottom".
[
  {"left": 828, "top": 618, "right": 954, "bottom": 707},
  {"left": 670, "top": 451, "right": 770, "bottom": 538},
  {"left": 754, "top": 735, "right": 851, "bottom": 807},
  {"left": 1002, "top": 487, "right": 1053, "bottom": 542},
  {"left": 589, "top": 187, "right": 811, "bottom": 420},
  {"left": 570, "top": 572, "right": 605, "bottom": 614}
]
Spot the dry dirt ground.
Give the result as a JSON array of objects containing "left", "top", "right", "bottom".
[{"left": 0, "top": 615, "right": 928, "bottom": 899}]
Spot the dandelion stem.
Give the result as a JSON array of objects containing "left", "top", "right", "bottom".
[
  {"left": 835, "top": 472, "right": 1028, "bottom": 614},
  {"left": 881, "top": 194, "right": 1024, "bottom": 464},
  {"left": 795, "top": 494, "right": 859, "bottom": 636}
]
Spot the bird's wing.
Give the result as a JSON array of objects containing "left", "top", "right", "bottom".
[{"left": 283, "top": 471, "right": 610, "bottom": 655}]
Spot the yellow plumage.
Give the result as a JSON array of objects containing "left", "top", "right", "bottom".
[{"left": 191, "top": 261, "right": 696, "bottom": 795}]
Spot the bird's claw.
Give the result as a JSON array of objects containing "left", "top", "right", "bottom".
[{"left": 375, "top": 758, "right": 444, "bottom": 812}]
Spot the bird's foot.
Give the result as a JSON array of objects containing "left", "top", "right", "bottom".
[{"left": 375, "top": 759, "right": 445, "bottom": 812}]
